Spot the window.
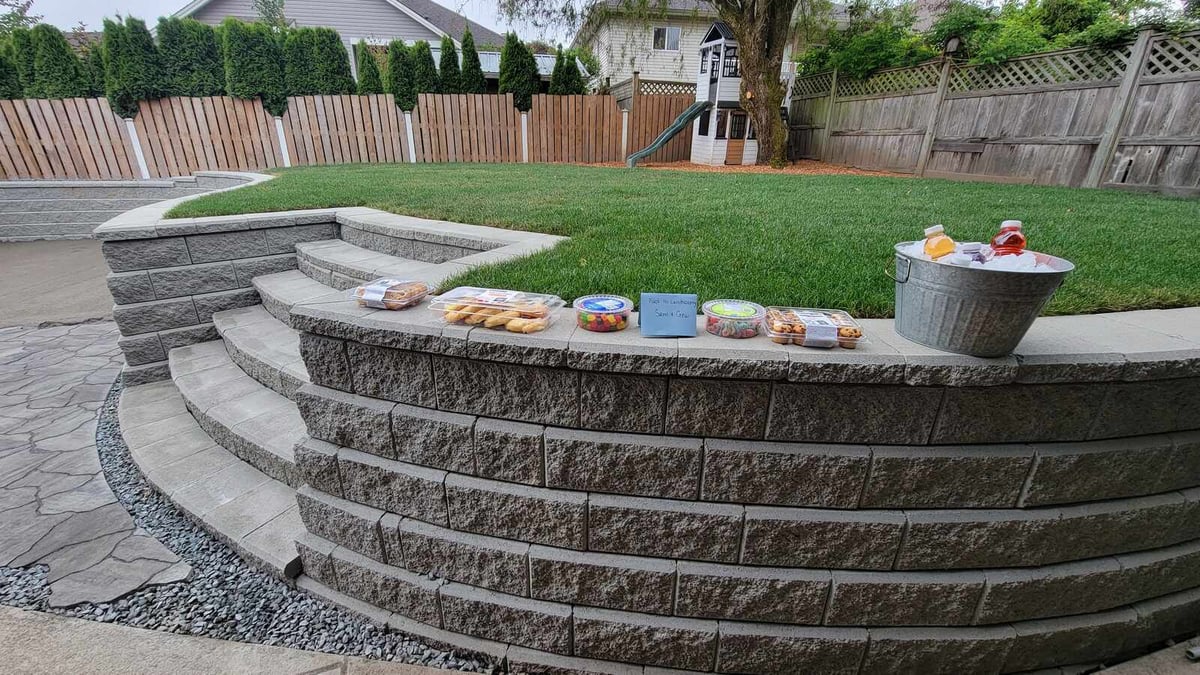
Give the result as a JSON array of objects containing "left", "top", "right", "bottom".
[
  {"left": 729, "top": 113, "right": 747, "bottom": 140},
  {"left": 715, "top": 111, "right": 728, "bottom": 139},
  {"left": 653, "top": 26, "right": 681, "bottom": 51},
  {"left": 698, "top": 111, "right": 709, "bottom": 136},
  {"left": 709, "top": 47, "right": 720, "bottom": 77},
  {"left": 699, "top": 48, "right": 707, "bottom": 73},
  {"left": 722, "top": 46, "right": 739, "bottom": 77},
  {"left": 747, "top": 121, "right": 756, "bottom": 139}
]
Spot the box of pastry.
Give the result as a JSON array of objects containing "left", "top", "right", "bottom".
[
  {"left": 352, "top": 278, "right": 432, "bottom": 310},
  {"left": 763, "top": 307, "right": 865, "bottom": 349},
  {"left": 430, "top": 287, "right": 565, "bottom": 333}
]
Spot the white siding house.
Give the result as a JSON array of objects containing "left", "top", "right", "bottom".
[{"left": 574, "top": 0, "right": 716, "bottom": 87}]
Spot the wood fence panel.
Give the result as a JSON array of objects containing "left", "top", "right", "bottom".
[{"left": 628, "top": 93, "right": 693, "bottom": 163}]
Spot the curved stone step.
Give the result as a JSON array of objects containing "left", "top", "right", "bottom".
[
  {"left": 118, "top": 380, "right": 302, "bottom": 579},
  {"left": 169, "top": 340, "right": 304, "bottom": 487},
  {"left": 253, "top": 270, "right": 342, "bottom": 327},
  {"left": 212, "top": 304, "right": 309, "bottom": 399},
  {"left": 295, "top": 239, "right": 444, "bottom": 290}
]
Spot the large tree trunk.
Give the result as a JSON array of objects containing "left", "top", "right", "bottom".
[{"left": 715, "top": 0, "right": 798, "bottom": 166}]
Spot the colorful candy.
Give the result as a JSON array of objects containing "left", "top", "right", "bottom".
[
  {"left": 702, "top": 300, "right": 765, "bottom": 339},
  {"left": 573, "top": 295, "right": 632, "bottom": 332}
]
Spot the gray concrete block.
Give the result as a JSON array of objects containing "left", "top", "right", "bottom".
[
  {"left": 400, "top": 518, "right": 530, "bottom": 596},
  {"left": 149, "top": 262, "right": 240, "bottom": 300},
  {"left": 676, "top": 561, "right": 829, "bottom": 624},
  {"left": 665, "top": 378, "right": 770, "bottom": 439},
  {"left": 578, "top": 371, "right": 667, "bottom": 435},
  {"left": 701, "top": 439, "right": 870, "bottom": 508},
  {"left": 1061, "top": 493, "right": 1200, "bottom": 562},
  {"left": 529, "top": 545, "right": 676, "bottom": 614},
  {"left": 118, "top": 333, "right": 165, "bottom": 367},
  {"left": 473, "top": 418, "right": 544, "bottom": 486},
  {"left": 717, "top": 623, "right": 868, "bottom": 675},
  {"left": 158, "top": 323, "right": 219, "bottom": 352},
  {"left": 505, "top": 646, "right": 644, "bottom": 675},
  {"left": 295, "top": 485, "right": 385, "bottom": 562},
  {"left": 897, "top": 509, "right": 1064, "bottom": 570},
  {"left": 103, "top": 237, "right": 191, "bottom": 272},
  {"left": 978, "top": 558, "right": 1135, "bottom": 624},
  {"left": 742, "top": 507, "right": 905, "bottom": 570},
  {"left": 331, "top": 546, "right": 443, "bottom": 625},
  {"left": 297, "top": 257, "right": 333, "bottom": 286},
  {"left": 185, "top": 230, "right": 268, "bottom": 264},
  {"left": 432, "top": 356, "right": 579, "bottom": 427},
  {"left": 588, "top": 494, "right": 743, "bottom": 562},
  {"left": 123, "top": 360, "right": 170, "bottom": 385},
  {"left": 337, "top": 448, "right": 448, "bottom": 525},
  {"left": 294, "top": 384, "right": 396, "bottom": 459},
  {"left": 1023, "top": 435, "right": 1199, "bottom": 506},
  {"left": 827, "top": 570, "right": 985, "bottom": 626},
  {"left": 1129, "top": 587, "right": 1200, "bottom": 652},
  {"left": 340, "top": 226, "right": 413, "bottom": 258},
  {"left": 192, "top": 288, "right": 260, "bottom": 323},
  {"left": 295, "top": 532, "right": 337, "bottom": 587},
  {"left": 107, "top": 271, "right": 156, "bottom": 305},
  {"left": 295, "top": 437, "right": 343, "bottom": 498},
  {"left": 440, "top": 583, "right": 572, "bottom": 654},
  {"left": 544, "top": 428, "right": 702, "bottom": 499},
  {"left": 1117, "top": 540, "right": 1200, "bottom": 607},
  {"left": 346, "top": 342, "right": 436, "bottom": 407},
  {"left": 232, "top": 253, "right": 298, "bottom": 286},
  {"left": 1092, "top": 379, "right": 1199, "bottom": 439},
  {"left": 445, "top": 473, "right": 587, "bottom": 549},
  {"left": 379, "top": 513, "right": 403, "bottom": 566},
  {"left": 862, "top": 626, "right": 1016, "bottom": 675},
  {"left": 767, "top": 383, "right": 942, "bottom": 444},
  {"left": 265, "top": 223, "right": 338, "bottom": 254},
  {"left": 299, "top": 333, "right": 353, "bottom": 392},
  {"left": 112, "top": 297, "right": 199, "bottom": 336},
  {"left": 1004, "top": 609, "right": 1137, "bottom": 673},
  {"left": 862, "top": 445, "right": 1033, "bottom": 508},
  {"left": 567, "top": 321, "right": 676, "bottom": 375},
  {"left": 932, "top": 383, "right": 1102, "bottom": 444},
  {"left": 573, "top": 606, "right": 717, "bottom": 671},
  {"left": 391, "top": 403, "right": 475, "bottom": 475}
]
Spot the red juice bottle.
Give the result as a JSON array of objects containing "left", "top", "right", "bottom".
[{"left": 991, "top": 220, "right": 1027, "bottom": 256}]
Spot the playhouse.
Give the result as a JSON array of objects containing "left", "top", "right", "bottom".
[{"left": 691, "top": 22, "right": 758, "bottom": 166}]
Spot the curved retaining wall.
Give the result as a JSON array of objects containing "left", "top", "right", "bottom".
[{"left": 288, "top": 287, "right": 1200, "bottom": 673}]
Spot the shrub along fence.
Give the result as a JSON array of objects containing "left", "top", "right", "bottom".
[
  {"left": 0, "top": 92, "right": 692, "bottom": 179},
  {"left": 788, "top": 29, "right": 1200, "bottom": 195}
]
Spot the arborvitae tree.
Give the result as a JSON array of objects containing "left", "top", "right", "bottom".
[
  {"left": 547, "top": 46, "right": 564, "bottom": 94},
  {"left": 29, "top": 24, "right": 87, "bottom": 98},
  {"left": 356, "top": 40, "right": 383, "bottom": 94},
  {"left": 498, "top": 33, "right": 538, "bottom": 111},
  {"left": 437, "top": 34, "right": 460, "bottom": 94},
  {"left": 103, "top": 18, "right": 159, "bottom": 116},
  {"left": 82, "top": 44, "right": 105, "bottom": 97},
  {"left": 124, "top": 18, "right": 161, "bottom": 98},
  {"left": 386, "top": 40, "right": 415, "bottom": 109},
  {"left": 0, "top": 47, "right": 21, "bottom": 98},
  {"left": 459, "top": 28, "right": 485, "bottom": 94},
  {"left": 9, "top": 27, "right": 33, "bottom": 95},
  {"left": 223, "top": 19, "right": 286, "bottom": 115},
  {"left": 157, "top": 17, "right": 224, "bottom": 97},
  {"left": 282, "top": 28, "right": 319, "bottom": 95},
  {"left": 313, "top": 28, "right": 354, "bottom": 94},
  {"left": 554, "top": 48, "right": 585, "bottom": 94},
  {"left": 410, "top": 40, "right": 438, "bottom": 94}
]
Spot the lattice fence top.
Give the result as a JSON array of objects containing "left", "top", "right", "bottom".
[
  {"left": 639, "top": 80, "right": 697, "bottom": 96},
  {"left": 1143, "top": 33, "right": 1200, "bottom": 78},
  {"left": 837, "top": 62, "right": 941, "bottom": 98},
  {"left": 792, "top": 71, "right": 833, "bottom": 98},
  {"left": 950, "top": 45, "right": 1130, "bottom": 92}
]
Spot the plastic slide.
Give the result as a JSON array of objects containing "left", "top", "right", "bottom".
[{"left": 626, "top": 100, "right": 713, "bottom": 167}]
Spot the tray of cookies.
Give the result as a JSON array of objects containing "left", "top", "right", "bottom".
[
  {"left": 352, "top": 278, "right": 432, "bottom": 310},
  {"left": 764, "top": 307, "right": 865, "bottom": 349},
  {"left": 431, "top": 287, "right": 564, "bottom": 334}
]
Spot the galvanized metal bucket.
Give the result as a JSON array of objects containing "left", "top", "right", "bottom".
[{"left": 892, "top": 244, "right": 1075, "bottom": 358}]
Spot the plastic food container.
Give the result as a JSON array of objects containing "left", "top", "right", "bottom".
[
  {"left": 430, "top": 287, "right": 565, "bottom": 333},
  {"left": 764, "top": 307, "right": 865, "bottom": 349},
  {"left": 352, "top": 278, "right": 431, "bottom": 310},
  {"left": 702, "top": 299, "right": 765, "bottom": 339},
  {"left": 574, "top": 295, "right": 633, "bottom": 332}
]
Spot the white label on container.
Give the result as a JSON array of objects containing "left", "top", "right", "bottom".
[
  {"left": 800, "top": 315, "right": 838, "bottom": 347},
  {"left": 361, "top": 282, "right": 391, "bottom": 308}
]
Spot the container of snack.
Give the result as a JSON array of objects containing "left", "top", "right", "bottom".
[
  {"left": 352, "top": 278, "right": 431, "bottom": 310},
  {"left": 764, "top": 307, "right": 865, "bottom": 349},
  {"left": 430, "top": 286, "right": 565, "bottom": 333},
  {"left": 574, "top": 295, "right": 633, "bottom": 332},
  {"left": 702, "top": 299, "right": 765, "bottom": 339}
]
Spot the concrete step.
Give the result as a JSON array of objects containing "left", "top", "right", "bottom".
[
  {"left": 169, "top": 339, "right": 305, "bottom": 488},
  {"left": 0, "top": 222, "right": 107, "bottom": 239},
  {"left": 118, "top": 380, "right": 302, "bottom": 580},
  {"left": 252, "top": 270, "right": 343, "bottom": 327},
  {"left": 0, "top": 198, "right": 165, "bottom": 212},
  {"left": 0, "top": 185, "right": 211, "bottom": 200},
  {"left": 294, "top": 240, "right": 445, "bottom": 291},
  {"left": 0, "top": 209, "right": 128, "bottom": 225},
  {"left": 213, "top": 304, "right": 309, "bottom": 400}
]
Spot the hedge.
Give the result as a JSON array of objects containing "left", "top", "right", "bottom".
[
  {"left": 499, "top": 32, "right": 538, "bottom": 111},
  {"left": 460, "top": 28, "right": 486, "bottom": 94},
  {"left": 356, "top": 40, "right": 383, "bottom": 94},
  {"left": 158, "top": 17, "right": 225, "bottom": 97},
  {"left": 29, "top": 24, "right": 88, "bottom": 98},
  {"left": 386, "top": 40, "right": 415, "bottom": 109},
  {"left": 549, "top": 47, "right": 585, "bottom": 95},
  {"left": 282, "top": 28, "right": 320, "bottom": 95},
  {"left": 438, "top": 35, "right": 460, "bottom": 93},
  {"left": 223, "top": 18, "right": 286, "bottom": 115},
  {"left": 0, "top": 48, "right": 20, "bottom": 99},
  {"left": 10, "top": 28, "right": 34, "bottom": 96},
  {"left": 410, "top": 40, "right": 438, "bottom": 95},
  {"left": 104, "top": 18, "right": 161, "bottom": 118},
  {"left": 83, "top": 46, "right": 105, "bottom": 97},
  {"left": 313, "top": 28, "right": 355, "bottom": 95}
]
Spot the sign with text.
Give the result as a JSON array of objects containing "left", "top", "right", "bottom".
[{"left": 639, "top": 293, "right": 698, "bottom": 337}]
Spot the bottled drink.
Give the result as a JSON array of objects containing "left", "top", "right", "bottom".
[
  {"left": 991, "top": 220, "right": 1027, "bottom": 256},
  {"left": 922, "top": 224, "right": 956, "bottom": 260}
]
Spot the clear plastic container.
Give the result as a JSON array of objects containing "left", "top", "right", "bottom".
[
  {"left": 574, "top": 295, "right": 633, "bottom": 332},
  {"left": 352, "top": 278, "right": 431, "bottom": 310},
  {"left": 430, "top": 287, "right": 565, "bottom": 333},
  {"left": 764, "top": 307, "right": 865, "bottom": 349},
  {"left": 702, "top": 299, "right": 765, "bottom": 339}
]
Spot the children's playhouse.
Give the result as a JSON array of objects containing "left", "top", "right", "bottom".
[{"left": 690, "top": 22, "right": 758, "bottom": 166}]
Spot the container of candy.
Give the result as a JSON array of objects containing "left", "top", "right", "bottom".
[
  {"left": 430, "top": 287, "right": 564, "bottom": 333},
  {"left": 352, "top": 278, "right": 431, "bottom": 310},
  {"left": 574, "top": 295, "right": 633, "bottom": 332},
  {"left": 702, "top": 299, "right": 765, "bottom": 339},
  {"left": 764, "top": 307, "right": 865, "bottom": 349}
]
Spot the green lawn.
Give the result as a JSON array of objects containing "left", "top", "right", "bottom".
[{"left": 169, "top": 164, "right": 1200, "bottom": 317}]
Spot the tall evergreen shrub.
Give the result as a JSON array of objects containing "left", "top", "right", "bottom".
[
  {"left": 10, "top": 27, "right": 34, "bottom": 96},
  {"left": 124, "top": 18, "right": 161, "bottom": 97},
  {"left": 410, "top": 40, "right": 438, "bottom": 94},
  {"left": 0, "top": 47, "right": 21, "bottom": 99},
  {"left": 29, "top": 24, "right": 86, "bottom": 98},
  {"left": 437, "top": 35, "right": 460, "bottom": 93},
  {"left": 549, "top": 47, "right": 585, "bottom": 95},
  {"left": 83, "top": 46, "right": 105, "bottom": 96},
  {"left": 386, "top": 40, "right": 415, "bottom": 109},
  {"left": 157, "top": 17, "right": 224, "bottom": 97},
  {"left": 223, "top": 19, "right": 286, "bottom": 115},
  {"left": 356, "top": 40, "right": 383, "bottom": 94},
  {"left": 498, "top": 33, "right": 538, "bottom": 110},
  {"left": 282, "top": 28, "right": 319, "bottom": 95},
  {"left": 459, "top": 28, "right": 485, "bottom": 94},
  {"left": 312, "top": 28, "right": 354, "bottom": 94}
]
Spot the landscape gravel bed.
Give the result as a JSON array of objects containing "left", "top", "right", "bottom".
[{"left": 0, "top": 377, "right": 493, "bottom": 673}]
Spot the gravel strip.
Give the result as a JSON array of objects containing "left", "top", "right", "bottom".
[{"left": 0, "top": 377, "right": 495, "bottom": 673}]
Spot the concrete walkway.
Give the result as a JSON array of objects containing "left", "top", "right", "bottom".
[
  {"left": 0, "top": 605, "right": 447, "bottom": 674},
  {"left": 0, "top": 240, "right": 113, "bottom": 328},
  {"left": 0, "top": 321, "right": 188, "bottom": 606}
]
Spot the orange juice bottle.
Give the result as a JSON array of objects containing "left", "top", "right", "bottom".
[
  {"left": 923, "top": 224, "right": 956, "bottom": 260},
  {"left": 991, "top": 220, "right": 1027, "bottom": 256}
]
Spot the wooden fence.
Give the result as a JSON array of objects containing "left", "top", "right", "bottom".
[
  {"left": 0, "top": 91, "right": 695, "bottom": 179},
  {"left": 789, "top": 30, "right": 1200, "bottom": 194}
]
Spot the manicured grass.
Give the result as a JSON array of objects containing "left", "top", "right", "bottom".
[{"left": 169, "top": 164, "right": 1200, "bottom": 317}]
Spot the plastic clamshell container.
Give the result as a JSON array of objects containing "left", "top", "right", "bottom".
[
  {"left": 352, "top": 278, "right": 431, "bottom": 310},
  {"left": 430, "top": 286, "right": 565, "bottom": 333},
  {"left": 574, "top": 295, "right": 633, "bottom": 332},
  {"left": 764, "top": 307, "right": 865, "bottom": 349},
  {"left": 702, "top": 299, "right": 765, "bottom": 339}
]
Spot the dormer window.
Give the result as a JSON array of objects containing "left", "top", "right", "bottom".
[
  {"left": 700, "top": 48, "right": 708, "bottom": 73},
  {"left": 653, "top": 26, "right": 681, "bottom": 51},
  {"left": 722, "top": 46, "right": 739, "bottom": 77}
]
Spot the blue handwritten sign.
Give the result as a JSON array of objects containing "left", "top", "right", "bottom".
[{"left": 639, "top": 293, "right": 698, "bottom": 337}]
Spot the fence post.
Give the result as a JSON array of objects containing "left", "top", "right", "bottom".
[
  {"left": 124, "top": 118, "right": 151, "bottom": 179},
  {"left": 627, "top": 71, "right": 640, "bottom": 159},
  {"left": 521, "top": 112, "right": 529, "bottom": 163},
  {"left": 621, "top": 109, "right": 629, "bottom": 158},
  {"left": 1084, "top": 29, "right": 1154, "bottom": 189},
  {"left": 916, "top": 57, "right": 954, "bottom": 177},
  {"left": 821, "top": 69, "right": 838, "bottom": 161},
  {"left": 274, "top": 117, "right": 292, "bottom": 168},
  {"left": 404, "top": 111, "right": 417, "bottom": 163}
]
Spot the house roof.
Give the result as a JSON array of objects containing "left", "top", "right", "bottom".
[{"left": 590, "top": 0, "right": 718, "bottom": 14}]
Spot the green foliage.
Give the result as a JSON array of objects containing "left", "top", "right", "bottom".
[
  {"left": 0, "top": 46, "right": 20, "bottom": 98},
  {"left": 0, "top": 0, "right": 40, "bottom": 39},
  {"left": 437, "top": 34, "right": 461, "bottom": 93},
  {"left": 498, "top": 32, "right": 538, "bottom": 110},
  {"left": 356, "top": 40, "right": 383, "bottom": 94},
  {"left": 410, "top": 40, "right": 439, "bottom": 94},
  {"left": 282, "top": 28, "right": 319, "bottom": 95},
  {"left": 828, "top": 22, "right": 936, "bottom": 79},
  {"left": 124, "top": 18, "right": 162, "bottom": 98},
  {"left": 566, "top": 46, "right": 597, "bottom": 86},
  {"left": 459, "top": 28, "right": 486, "bottom": 94},
  {"left": 83, "top": 44, "right": 105, "bottom": 96},
  {"left": 223, "top": 19, "right": 286, "bottom": 115},
  {"left": 312, "top": 27, "right": 354, "bottom": 94},
  {"left": 970, "top": 11, "right": 1050, "bottom": 64},
  {"left": 1033, "top": 0, "right": 1106, "bottom": 36},
  {"left": 927, "top": 1, "right": 996, "bottom": 51},
  {"left": 158, "top": 17, "right": 225, "bottom": 97},
  {"left": 386, "top": 40, "right": 415, "bottom": 109},
  {"left": 29, "top": 24, "right": 87, "bottom": 98},
  {"left": 548, "top": 46, "right": 585, "bottom": 94},
  {"left": 9, "top": 26, "right": 32, "bottom": 93}
]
